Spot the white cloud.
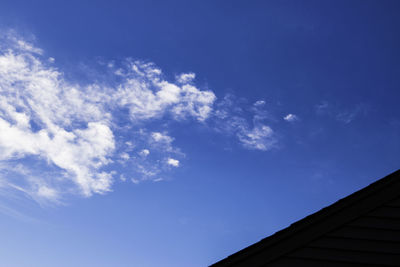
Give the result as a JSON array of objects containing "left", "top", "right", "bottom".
[
  {"left": 148, "top": 131, "right": 178, "bottom": 155},
  {"left": 120, "top": 174, "right": 127, "bottom": 182},
  {"left": 0, "top": 31, "right": 280, "bottom": 204},
  {"left": 254, "top": 100, "right": 266, "bottom": 106},
  {"left": 0, "top": 33, "right": 213, "bottom": 201},
  {"left": 212, "top": 95, "right": 276, "bottom": 151},
  {"left": 167, "top": 158, "right": 180, "bottom": 167},
  {"left": 114, "top": 62, "right": 215, "bottom": 121},
  {"left": 139, "top": 149, "right": 150, "bottom": 157},
  {"left": 37, "top": 185, "right": 58, "bottom": 200},
  {"left": 151, "top": 132, "right": 174, "bottom": 144},
  {"left": 176, "top": 73, "right": 195, "bottom": 84},
  {"left": 120, "top": 152, "right": 130, "bottom": 160},
  {"left": 0, "top": 38, "right": 116, "bottom": 197},
  {"left": 237, "top": 124, "right": 275, "bottom": 151},
  {"left": 131, "top": 178, "right": 140, "bottom": 184},
  {"left": 284, "top": 113, "right": 298, "bottom": 122}
]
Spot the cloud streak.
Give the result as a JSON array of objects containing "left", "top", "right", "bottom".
[
  {"left": 0, "top": 31, "right": 277, "bottom": 204},
  {"left": 315, "top": 101, "right": 368, "bottom": 124},
  {"left": 212, "top": 95, "right": 276, "bottom": 151},
  {"left": 284, "top": 114, "right": 298, "bottom": 122}
]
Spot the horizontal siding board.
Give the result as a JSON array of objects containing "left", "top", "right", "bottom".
[
  {"left": 368, "top": 206, "right": 400, "bottom": 219},
  {"left": 309, "top": 236, "right": 400, "bottom": 254},
  {"left": 269, "top": 257, "right": 383, "bottom": 267},
  {"left": 288, "top": 247, "right": 400, "bottom": 266},
  {"left": 348, "top": 216, "right": 400, "bottom": 230},
  {"left": 385, "top": 197, "right": 400, "bottom": 207},
  {"left": 328, "top": 225, "right": 400, "bottom": 242}
]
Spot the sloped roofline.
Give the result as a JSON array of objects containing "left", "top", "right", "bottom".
[{"left": 211, "top": 169, "right": 400, "bottom": 267}]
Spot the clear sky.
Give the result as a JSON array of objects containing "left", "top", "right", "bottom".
[{"left": 0, "top": 1, "right": 399, "bottom": 266}]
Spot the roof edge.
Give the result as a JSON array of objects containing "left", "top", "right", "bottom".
[{"left": 211, "top": 169, "right": 400, "bottom": 267}]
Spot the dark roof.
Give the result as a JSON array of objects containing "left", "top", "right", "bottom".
[{"left": 211, "top": 169, "right": 400, "bottom": 267}]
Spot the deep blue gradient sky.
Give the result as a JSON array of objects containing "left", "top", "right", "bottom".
[{"left": 0, "top": 1, "right": 400, "bottom": 266}]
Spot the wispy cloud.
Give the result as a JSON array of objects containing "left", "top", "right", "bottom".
[
  {"left": 0, "top": 31, "right": 279, "bottom": 204},
  {"left": 237, "top": 124, "right": 274, "bottom": 151},
  {"left": 113, "top": 63, "right": 215, "bottom": 122},
  {"left": 176, "top": 73, "right": 196, "bottom": 84},
  {"left": 151, "top": 132, "right": 174, "bottom": 145},
  {"left": 283, "top": 113, "right": 298, "bottom": 122},
  {"left": 336, "top": 106, "right": 367, "bottom": 124},
  {"left": 315, "top": 101, "right": 368, "bottom": 124},
  {"left": 212, "top": 95, "right": 276, "bottom": 151},
  {"left": 139, "top": 149, "right": 150, "bottom": 157},
  {"left": 167, "top": 158, "right": 180, "bottom": 167},
  {"left": 315, "top": 101, "right": 330, "bottom": 115}
]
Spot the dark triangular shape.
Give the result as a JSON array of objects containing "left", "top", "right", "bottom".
[{"left": 211, "top": 169, "right": 400, "bottom": 266}]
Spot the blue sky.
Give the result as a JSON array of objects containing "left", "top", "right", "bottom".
[{"left": 0, "top": 1, "right": 399, "bottom": 266}]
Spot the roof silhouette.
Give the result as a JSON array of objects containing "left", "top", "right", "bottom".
[{"left": 211, "top": 169, "right": 400, "bottom": 266}]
